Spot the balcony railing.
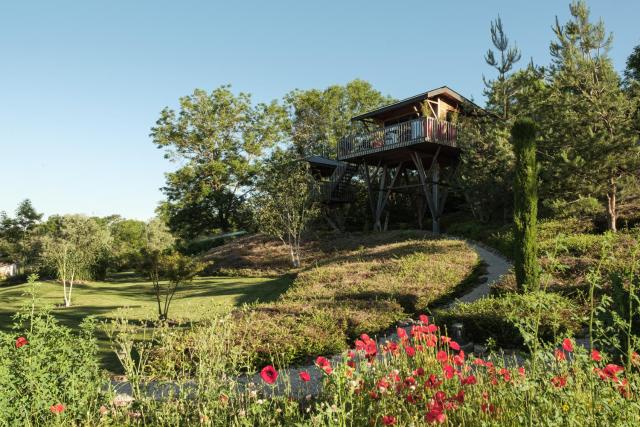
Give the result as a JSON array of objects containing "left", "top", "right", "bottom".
[{"left": 338, "top": 117, "right": 457, "bottom": 160}]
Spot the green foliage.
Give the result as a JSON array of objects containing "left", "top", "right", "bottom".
[
  {"left": 435, "top": 291, "right": 582, "bottom": 348},
  {"left": 541, "top": 1, "right": 640, "bottom": 232},
  {"left": 253, "top": 148, "right": 319, "bottom": 267},
  {"left": 284, "top": 79, "right": 393, "bottom": 157},
  {"left": 512, "top": 118, "right": 540, "bottom": 291},
  {"left": 0, "top": 276, "right": 103, "bottom": 425},
  {"left": 38, "top": 215, "right": 112, "bottom": 307},
  {"left": 0, "top": 199, "right": 43, "bottom": 274},
  {"left": 152, "top": 85, "right": 289, "bottom": 237},
  {"left": 483, "top": 16, "right": 522, "bottom": 119}
]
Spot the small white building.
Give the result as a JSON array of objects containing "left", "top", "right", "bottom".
[{"left": 0, "top": 262, "right": 17, "bottom": 278}]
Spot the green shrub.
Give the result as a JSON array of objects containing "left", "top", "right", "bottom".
[
  {"left": 434, "top": 291, "right": 582, "bottom": 348},
  {"left": 0, "top": 277, "right": 104, "bottom": 425}
]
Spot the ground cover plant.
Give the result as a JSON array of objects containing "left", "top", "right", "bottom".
[{"left": 149, "top": 231, "right": 481, "bottom": 370}]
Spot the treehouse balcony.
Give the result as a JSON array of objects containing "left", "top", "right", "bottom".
[{"left": 337, "top": 116, "right": 458, "bottom": 162}]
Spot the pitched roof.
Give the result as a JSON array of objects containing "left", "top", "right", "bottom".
[{"left": 351, "top": 86, "right": 484, "bottom": 122}]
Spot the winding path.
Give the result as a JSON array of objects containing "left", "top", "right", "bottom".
[{"left": 246, "top": 238, "right": 513, "bottom": 396}]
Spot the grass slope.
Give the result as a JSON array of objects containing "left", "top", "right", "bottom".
[{"left": 222, "top": 231, "right": 481, "bottom": 367}]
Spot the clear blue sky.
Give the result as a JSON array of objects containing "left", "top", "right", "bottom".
[{"left": 1, "top": 0, "right": 638, "bottom": 220}]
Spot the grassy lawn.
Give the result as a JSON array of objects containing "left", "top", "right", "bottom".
[{"left": 0, "top": 274, "right": 292, "bottom": 372}]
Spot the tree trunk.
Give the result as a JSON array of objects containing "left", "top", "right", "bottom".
[{"left": 606, "top": 177, "right": 617, "bottom": 232}]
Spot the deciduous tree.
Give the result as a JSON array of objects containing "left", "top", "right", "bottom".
[
  {"left": 253, "top": 149, "right": 318, "bottom": 267},
  {"left": 151, "top": 86, "right": 288, "bottom": 238}
]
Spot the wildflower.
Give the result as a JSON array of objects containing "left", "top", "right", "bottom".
[
  {"left": 377, "top": 377, "right": 391, "bottom": 393},
  {"left": 460, "top": 375, "right": 476, "bottom": 385},
  {"left": 382, "top": 415, "right": 397, "bottom": 425},
  {"left": 499, "top": 368, "right": 511, "bottom": 383},
  {"left": 473, "top": 358, "right": 485, "bottom": 366},
  {"left": 481, "top": 403, "right": 496, "bottom": 414},
  {"left": 425, "top": 334, "right": 438, "bottom": 347},
  {"left": 99, "top": 405, "right": 109, "bottom": 416},
  {"left": 397, "top": 327, "right": 408, "bottom": 341},
  {"left": 404, "top": 376, "right": 416, "bottom": 387},
  {"left": 260, "top": 365, "right": 278, "bottom": 384},
  {"left": 441, "top": 336, "right": 451, "bottom": 344},
  {"left": 453, "top": 351, "right": 465, "bottom": 366},
  {"left": 551, "top": 376, "right": 567, "bottom": 388},
  {"left": 518, "top": 367, "right": 526, "bottom": 377},
  {"left": 315, "top": 356, "right": 333, "bottom": 374},
  {"left": 562, "top": 338, "right": 574, "bottom": 352},
  {"left": 632, "top": 352, "right": 639, "bottom": 366},
  {"left": 618, "top": 379, "right": 630, "bottom": 398},
  {"left": 453, "top": 389, "right": 465, "bottom": 403},
  {"left": 413, "top": 367, "right": 425, "bottom": 377},
  {"left": 50, "top": 404, "right": 65, "bottom": 414},
  {"left": 299, "top": 371, "right": 311, "bottom": 382},
  {"left": 554, "top": 349, "right": 566, "bottom": 362},
  {"left": 442, "top": 364, "right": 455, "bottom": 380},
  {"left": 404, "top": 346, "right": 416, "bottom": 358},
  {"left": 425, "top": 400, "right": 446, "bottom": 424},
  {"left": 369, "top": 390, "right": 380, "bottom": 400},
  {"left": 419, "top": 314, "right": 429, "bottom": 324},
  {"left": 426, "top": 374, "right": 442, "bottom": 389},
  {"left": 15, "top": 337, "right": 28, "bottom": 349},
  {"left": 436, "top": 350, "right": 448, "bottom": 363},
  {"left": 603, "top": 363, "right": 624, "bottom": 380},
  {"left": 591, "top": 349, "right": 602, "bottom": 362},
  {"left": 347, "top": 360, "right": 356, "bottom": 369},
  {"left": 449, "top": 341, "right": 461, "bottom": 351},
  {"left": 427, "top": 324, "right": 438, "bottom": 333}
]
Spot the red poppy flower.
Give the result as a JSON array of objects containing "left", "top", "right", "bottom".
[
  {"left": 15, "top": 337, "right": 28, "bottom": 349},
  {"left": 562, "top": 338, "right": 574, "bottom": 352},
  {"left": 404, "top": 346, "right": 416, "bottom": 358},
  {"left": 603, "top": 363, "right": 624, "bottom": 380},
  {"left": 369, "top": 390, "right": 380, "bottom": 400},
  {"left": 436, "top": 350, "right": 448, "bottom": 363},
  {"left": 518, "top": 367, "right": 526, "bottom": 377},
  {"left": 419, "top": 314, "right": 429, "bottom": 324},
  {"left": 425, "top": 407, "right": 446, "bottom": 424},
  {"left": 316, "top": 356, "right": 334, "bottom": 373},
  {"left": 397, "top": 327, "right": 408, "bottom": 341},
  {"left": 481, "top": 403, "right": 496, "bottom": 414},
  {"left": 50, "top": 404, "right": 65, "bottom": 414},
  {"left": 260, "top": 365, "right": 278, "bottom": 384},
  {"left": 442, "top": 364, "right": 455, "bottom": 380},
  {"left": 382, "top": 415, "right": 397, "bottom": 425},
  {"left": 427, "top": 324, "right": 438, "bottom": 333},
  {"left": 460, "top": 374, "right": 476, "bottom": 385},
  {"left": 554, "top": 349, "right": 566, "bottom": 362},
  {"left": 413, "top": 367, "right": 425, "bottom": 377},
  {"left": 449, "top": 341, "right": 460, "bottom": 351},
  {"left": 426, "top": 374, "right": 442, "bottom": 389},
  {"left": 299, "top": 371, "right": 311, "bottom": 382},
  {"left": 591, "top": 349, "right": 602, "bottom": 362},
  {"left": 402, "top": 375, "right": 414, "bottom": 385},
  {"left": 551, "top": 375, "right": 567, "bottom": 388}
]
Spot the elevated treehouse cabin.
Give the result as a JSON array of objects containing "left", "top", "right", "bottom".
[{"left": 308, "top": 86, "right": 481, "bottom": 233}]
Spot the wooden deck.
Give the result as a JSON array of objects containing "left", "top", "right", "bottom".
[{"left": 337, "top": 117, "right": 458, "bottom": 163}]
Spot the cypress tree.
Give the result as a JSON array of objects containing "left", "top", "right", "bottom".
[{"left": 512, "top": 118, "right": 539, "bottom": 291}]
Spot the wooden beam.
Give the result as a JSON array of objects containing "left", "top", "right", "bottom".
[
  {"left": 374, "top": 165, "right": 388, "bottom": 231},
  {"left": 380, "top": 162, "right": 404, "bottom": 215}
]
